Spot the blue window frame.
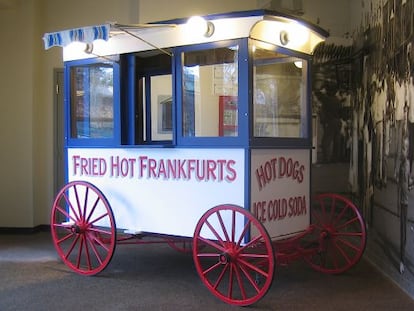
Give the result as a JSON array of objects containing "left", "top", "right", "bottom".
[
  {"left": 175, "top": 39, "right": 249, "bottom": 147},
  {"left": 249, "top": 39, "right": 312, "bottom": 148},
  {"left": 65, "top": 57, "right": 120, "bottom": 147},
  {"left": 121, "top": 50, "right": 174, "bottom": 146}
]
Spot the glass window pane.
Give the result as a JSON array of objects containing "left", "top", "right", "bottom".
[
  {"left": 70, "top": 64, "right": 114, "bottom": 138},
  {"left": 253, "top": 46, "right": 307, "bottom": 138},
  {"left": 151, "top": 74, "right": 173, "bottom": 141},
  {"left": 182, "top": 45, "right": 238, "bottom": 137},
  {"left": 135, "top": 50, "right": 172, "bottom": 145}
]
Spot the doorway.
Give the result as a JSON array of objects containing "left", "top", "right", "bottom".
[{"left": 54, "top": 68, "right": 64, "bottom": 194}]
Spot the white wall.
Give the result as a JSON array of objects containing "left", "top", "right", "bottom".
[
  {"left": 34, "top": 0, "right": 142, "bottom": 227},
  {"left": 302, "top": 0, "right": 351, "bottom": 37},
  {"left": 0, "top": 1, "right": 34, "bottom": 227},
  {"left": 0, "top": 0, "right": 352, "bottom": 228},
  {"left": 138, "top": 0, "right": 259, "bottom": 23}
]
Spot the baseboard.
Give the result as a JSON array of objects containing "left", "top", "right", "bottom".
[{"left": 0, "top": 225, "right": 50, "bottom": 234}]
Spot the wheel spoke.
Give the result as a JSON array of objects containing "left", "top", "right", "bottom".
[
  {"left": 239, "top": 253, "right": 269, "bottom": 259},
  {"left": 311, "top": 221, "right": 325, "bottom": 231},
  {"left": 85, "top": 196, "right": 101, "bottom": 223},
  {"left": 233, "top": 264, "right": 247, "bottom": 300},
  {"left": 88, "top": 226, "right": 113, "bottom": 237},
  {"left": 76, "top": 235, "right": 85, "bottom": 269},
  {"left": 64, "top": 234, "right": 80, "bottom": 260},
  {"left": 332, "top": 239, "right": 351, "bottom": 265},
  {"left": 336, "top": 216, "right": 361, "bottom": 231},
  {"left": 325, "top": 242, "right": 340, "bottom": 269},
  {"left": 62, "top": 192, "right": 80, "bottom": 222},
  {"left": 236, "top": 219, "right": 251, "bottom": 248},
  {"left": 238, "top": 262, "right": 261, "bottom": 293},
  {"left": 56, "top": 231, "right": 75, "bottom": 245},
  {"left": 312, "top": 208, "right": 324, "bottom": 226},
  {"left": 331, "top": 203, "right": 348, "bottom": 227},
  {"left": 201, "top": 260, "right": 222, "bottom": 277},
  {"left": 237, "top": 234, "right": 263, "bottom": 254},
  {"left": 196, "top": 252, "right": 221, "bottom": 258},
  {"left": 335, "top": 231, "right": 364, "bottom": 238},
  {"left": 204, "top": 219, "right": 226, "bottom": 248},
  {"left": 89, "top": 212, "right": 110, "bottom": 226},
  {"left": 87, "top": 229, "right": 111, "bottom": 252},
  {"left": 54, "top": 205, "right": 78, "bottom": 223},
  {"left": 329, "top": 196, "right": 337, "bottom": 222},
  {"left": 82, "top": 186, "right": 89, "bottom": 221},
  {"left": 215, "top": 210, "right": 231, "bottom": 243},
  {"left": 82, "top": 234, "right": 92, "bottom": 270},
  {"left": 85, "top": 233, "right": 104, "bottom": 265},
  {"left": 335, "top": 236, "right": 362, "bottom": 253},
  {"left": 227, "top": 263, "right": 234, "bottom": 299},
  {"left": 73, "top": 185, "right": 84, "bottom": 222},
  {"left": 197, "top": 235, "right": 226, "bottom": 253},
  {"left": 237, "top": 257, "right": 269, "bottom": 278},
  {"left": 231, "top": 210, "right": 236, "bottom": 243}
]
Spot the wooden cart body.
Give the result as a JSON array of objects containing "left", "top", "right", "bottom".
[{"left": 67, "top": 147, "right": 310, "bottom": 240}]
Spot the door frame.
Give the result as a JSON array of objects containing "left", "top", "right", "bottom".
[{"left": 53, "top": 68, "right": 64, "bottom": 195}]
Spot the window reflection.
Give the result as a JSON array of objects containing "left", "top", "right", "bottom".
[
  {"left": 135, "top": 50, "right": 173, "bottom": 144},
  {"left": 70, "top": 65, "right": 114, "bottom": 138},
  {"left": 182, "top": 45, "right": 238, "bottom": 137},
  {"left": 253, "top": 44, "right": 307, "bottom": 138},
  {"left": 151, "top": 75, "right": 173, "bottom": 140}
]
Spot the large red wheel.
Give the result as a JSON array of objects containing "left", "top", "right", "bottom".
[
  {"left": 51, "top": 181, "right": 116, "bottom": 275},
  {"left": 305, "top": 193, "right": 366, "bottom": 274},
  {"left": 193, "top": 205, "right": 275, "bottom": 306}
]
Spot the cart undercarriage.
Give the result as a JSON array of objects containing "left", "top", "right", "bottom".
[{"left": 51, "top": 181, "right": 366, "bottom": 306}]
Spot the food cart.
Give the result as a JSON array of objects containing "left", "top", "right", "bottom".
[{"left": 44, "top": 10, "right": 366, "bottom": 306}]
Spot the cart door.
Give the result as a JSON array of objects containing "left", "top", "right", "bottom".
[{"left": 133, "top": 50, "right": 174, "bottom": 145}]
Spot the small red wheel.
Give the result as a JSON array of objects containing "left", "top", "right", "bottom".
[
  {"left": 193, "top": 204, "right": 275, "bottom": 306},
  {"left": 50, "top": 181, "right": 116, "bottom": 275},
  {"left": 305, "top": 193, "right": 366, "bottom": 274}
]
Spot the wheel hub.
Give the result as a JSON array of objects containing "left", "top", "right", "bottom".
[
  {"left": 72, "top": 223, "right": 87, "bottom": 234},
  {"left": 321, "top": 230, "right": 329, "bottom": 239},
  {"left": 318, "top": 228, "right": 334, "bottom": 252},
  {"left": 219, "top": 253, "right": 230, "bottom": 264},
  {"left": 219, "top": 243, "right": 238, "bottom": 264}
]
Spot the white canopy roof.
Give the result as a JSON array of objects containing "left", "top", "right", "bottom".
[{"left": 43, "top": 10, "right": 328, "bottom": 61}]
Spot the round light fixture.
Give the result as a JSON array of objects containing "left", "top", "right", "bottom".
[
  {"left": 187, "top": 16, "right": 215, "bottom": 37},
  {"left": 294, "top": 60, "right": 303, "bottom": 68},
  {"left": 84, "top": 43, "right": 94, "bottom": 54},
  {"left": 279, "top": 30, "right": 289, "bottom": 46}
]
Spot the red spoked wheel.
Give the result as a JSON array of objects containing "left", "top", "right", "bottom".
[
  {"left": 305, "top": 193, "right": 366, "bottom": 274},
  {"left": 51, "top": 181, "right": 116, "bottom": 276},
  {"left": 193, "top": 205, "right": 275, "bottom": 306}
]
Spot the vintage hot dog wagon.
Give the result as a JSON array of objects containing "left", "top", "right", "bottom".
[{"left": 44, "top": 10, "right": 366, "bottom": 306}]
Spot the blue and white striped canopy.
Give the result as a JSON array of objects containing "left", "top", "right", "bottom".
[{"left": 43, "top": 24, "right": 110, "bottom": 50}]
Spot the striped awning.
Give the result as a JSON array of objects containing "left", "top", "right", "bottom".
[{"left": 43, "top": 24, "right": 110, "bottom": 50}]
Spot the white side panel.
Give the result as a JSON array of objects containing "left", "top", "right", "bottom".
[
  {"left": 67, "top": 148, "right": 245, "bottom": 238},
  {"left": 250, "top": 149, "right": 310, "bottom": 239}
]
